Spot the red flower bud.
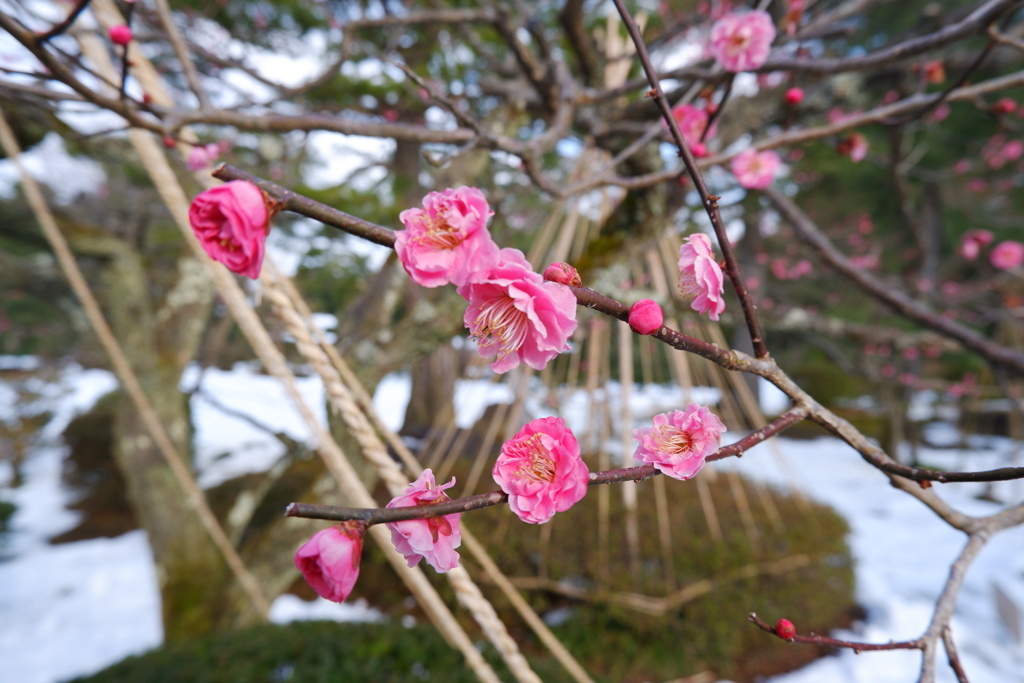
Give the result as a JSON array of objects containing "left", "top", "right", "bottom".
[
  {"left": 784, "top": 87, "right": 804, "bottom": 106},
  {"left": 775, "top": 618, "right": 796, "bottom": 640},
  {"left": 162, "top": 135, "right": 176, "bottom": 149},
  {"left": 543, "top": 262, "right": 582, "bottom": 287},
  {"left": 108, "top": 25, "right": 132, "bottom": 46},
  {"left": 993, "top": 97, "right": 1017, "bottom": 115}
]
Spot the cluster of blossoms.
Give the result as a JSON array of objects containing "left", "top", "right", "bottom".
[
  {"left": 961, "top": 230, "right": 1024, "bottom": 270},
  {"left": 185, "top": 183, "right": 730, "bottom": 604},
  {"left": 397, "top": 187, "right": 578, "bottom": 373},
  {"left": 294, "top": 404, "right": 725, "bottom": 603},
  {"left": 294, "top": 469, "right": 462, "bottom": 604}
]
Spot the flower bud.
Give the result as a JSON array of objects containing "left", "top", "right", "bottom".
[
  {"left": 108, "top": 25, "right": 132, "bottom": 46},
  {"left": 784, "top": 87, "right": 804, "bottom": 106},
  {"left": 775, "top": 618, "right": 796, "bottom": 640},
  {"left": 294, "top": 522, "right": 366, "bottom": 603},
  {"left": 543, "top": 262, "right": 582, "bottom": 287},
  {"left": 628, "top": 299, "right": 664, "bottom": 335}
]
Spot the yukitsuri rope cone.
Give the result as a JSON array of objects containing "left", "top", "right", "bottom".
[
  {"left": 79, "top": 6, "right": 505, "bottom": 680},
  {"left": 0, "top": 108, "right": 271, "bottom": 618},
  {"left": 259, "top": 264, "right": 543, "bottom": 683},
  {"left": 269, "top": 268, "right": 596, "bottom": 683}
]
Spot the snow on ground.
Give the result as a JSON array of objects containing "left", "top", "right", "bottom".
[{"left": 1, "top": 363, "right": 1022, "bottom": 683}]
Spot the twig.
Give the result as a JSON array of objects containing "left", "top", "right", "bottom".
[
  {"left": 608, "top": 0, "right": 769, "bottom": 359},
  {"left": 747, "top": 613, "right": 922, "bottom": 652},
  {"left": 36, "top": 0, "right": 93, "bottom": 42}
]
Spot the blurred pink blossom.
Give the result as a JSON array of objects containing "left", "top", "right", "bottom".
[
  {"left": 187, "top": 143, "right": 221, "bottom": 172},
  {"left": 459, "top": 248, "right": 577, "bottom": 373},
  {"left": 731, "top": 148, "right": 781, "bottom": 189},
  {"left": 632, "top": 405, "right": 726, "bottom": 481},
  {"left": 709, "top": 10, "right": 776, "bottom": 73},
  {"left": 396, "top": 187, "right": 499, "bottom": 288},
  {"left": 493, "top": 417, "right": 589, "bottom": 524},
  {"left": 666, "top": 104, "right": 716, "bottom": 148},
  {"left": 959, "top": 229, "right": 994, "bottom": 261},
  {"left": 678, "top": 233, "right": 726, "bottom": 321},
  {"left": 991, "top": 240, "right": 1024, "bottom": 269},
  {"left": 385, "top": 470, "right": 462, "bottom": 572}
]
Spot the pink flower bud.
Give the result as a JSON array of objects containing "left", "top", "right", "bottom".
[
  {"left": 784, "top": 87, "right": 804, "bottom": 106},
  {"left": 108, "top": 25, "right": 132, "bottom": 46},
  {"left": 628, "top": 299, "right": 664, "bottom": 335},
  {"left": 294, "top": 522, "right": 366, "bottom": 603},
  {"left": 775, "top": 618, "right": 796, "bottom": 639},
  {"left": 543, "top": 262, "right": 582, "bottom": 287},
  {"left": 187, "top": 181, "right": 271, "bottom": 279}
]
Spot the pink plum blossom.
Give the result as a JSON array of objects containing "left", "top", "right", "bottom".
[
  {"left": 188, "top": 181, "right": 269, "bottom": 279},
  {"left": 187, "top": 143, "right": 221, "bottom": 172},
  {"left": 628, "top": 299, "right": 664, "bottom": 335},
  {"left": 959, "top": 229, "right": 994, "bottom": 261},
  {"left": 294, "top": 522, "right": 365, "bottom": 603},
  {"left": 709, "top": 10, "right": 776, "bottom": 73},
  {"left": 991, "top": 240, "right": 1024, "bottom": 270},
  {"left": 396, "top": 187, "right": 500, "bottom": 288},
  {"left": 731, "top": 148, "right": 781, "bottom": 189},
  {"left": 632, "top": 405, "right": 726, "bottom": 481},
  {"left": 678, "top": 234, "right": 726, "bottom": 321},
  {"left": 458, "top": 248, "right": 577, "bottom": 373},
  {"left": 492, "top": 417, "right": 589, "bottom": 524},
  {"left": 666, "top": 104, "right": 716, "bottom": 148},
  {"left": 385, "top": 469, "right": 462, "bottom": 572}
]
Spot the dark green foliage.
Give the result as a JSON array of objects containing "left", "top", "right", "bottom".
[{"left": 70, "top": 619, "right": 563, "bottom": 683}]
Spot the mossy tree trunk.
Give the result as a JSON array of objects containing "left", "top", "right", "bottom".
[{"left": 71, "top": 225, "right": 225, "bottom": 639}]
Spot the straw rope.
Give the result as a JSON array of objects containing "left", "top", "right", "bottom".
[
  {"left": 79, "top": 7, "right": 503, "bottom": 679},
  {"left": 0, "top": 106, "right": 272, "bottom": 618}
]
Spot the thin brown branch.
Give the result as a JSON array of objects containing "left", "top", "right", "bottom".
[
  {"left": 608, "top": 0, "right": 768, "bottom": 358},
  {"left": 36, "top": 0, "right": 92, "bottom": 42},
  {"left": 765, "top": 0, "right": 1023, "bottom": 74},
  {"left": 748, "top": 613, "right": 922, "bottom": 652},
  {"left": 765, "top": 186, "right": 1024, "bottom": 376}
]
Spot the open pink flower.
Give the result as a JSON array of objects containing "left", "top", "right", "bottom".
[
  {"left": 632, "top": 405, "right": 726, "bottom": 481},
  {"left": 188, "top": 180, "right": 269, "bottom": 279},
  {"left": 991, "top": 240, "right": 1024, "bottom": 270},
  {"left": 709, "top": 10, "right": 776, "bottom": 73},
  {"left": 666, "top": 104, "right": 717, "bottom": 148},
  {"left": 294, "top": 522, "right": 365, "bottom": 603},
  {"left": 960, "top": 229, "right": 994, "bottom": 261},
  {"left": 731, "top": 148, "right": 781, "bottom": 189},
  {"left": 385, "top": 469, "right": 462, "bottom": 572},
  {"left": 396, "top": 187, "right": 499, "bottom": 287},
  {"left": 678, "top": 234, "right": 726, "bottom": 321},
  {"left": 458, "top": 248, "right": 577, "bottom": 373},
  {"left": 493, "top": 417, "right": 589, "bottom": 524}
]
